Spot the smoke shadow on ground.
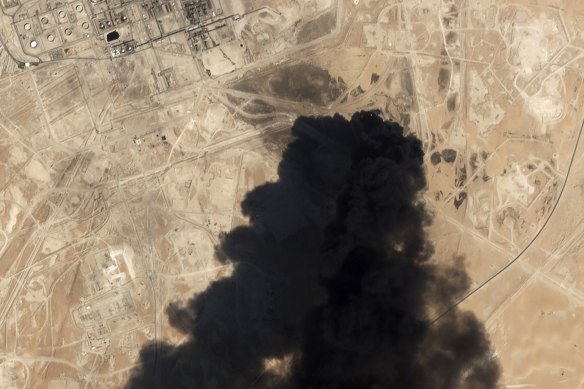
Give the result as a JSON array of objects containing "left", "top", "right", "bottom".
[{"left": 125, "top": 112, "right": 500, "bottom": 389}]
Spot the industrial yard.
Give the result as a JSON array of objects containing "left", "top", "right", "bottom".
[{"left": 0, "top": 0, "right": 584, "bottom": 387}]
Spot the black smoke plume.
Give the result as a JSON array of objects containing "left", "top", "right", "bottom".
[{"left": 125, "top": 112, "right": 500, "bottom": 389}]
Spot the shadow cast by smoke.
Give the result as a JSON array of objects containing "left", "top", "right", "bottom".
[{"left": 125, "top": 112, "right": 500, "bottom": 389}]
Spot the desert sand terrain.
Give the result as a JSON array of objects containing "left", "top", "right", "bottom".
[{"left": 0, "top": 0, "right": 583, "bottom": 387}]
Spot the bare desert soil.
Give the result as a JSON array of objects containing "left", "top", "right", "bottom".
[{"left": 0, "top": 0, "right": 584, "bottom": 387}]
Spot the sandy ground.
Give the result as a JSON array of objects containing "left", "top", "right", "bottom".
[{"left": 0, "top": 0, "right": 584, "bottom": 387}]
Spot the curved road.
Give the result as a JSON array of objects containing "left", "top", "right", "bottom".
[{"left": 432, "top": 116, "right": 584, "bottom": 324}]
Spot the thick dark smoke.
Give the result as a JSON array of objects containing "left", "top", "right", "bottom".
[{"left": 125, "top": 112, "right": 500, "bottom": 389}]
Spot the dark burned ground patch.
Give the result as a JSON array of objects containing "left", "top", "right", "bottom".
[
  {"left": 454, "top": 191, "right": 467, "bottom": 209},
  {"left": 430, "top": 151, "right": 442, "bottom": 165},
  {"left": 243, "top": 99, "right": 276, "bottom": 114},
  {"left": 430, "top": 149, "right": 457, "bottom": 165},
  {"left": 455, "top": 165, "right": 467, "bottom": 188},
  {"left": 442, "top": 148, "right": 457, "bottom": 163},
  {"left": 447, "top": 94, "right": 456, "bottom": 111},
  {"left": 296, "top": 9, "right": 337, "bottom": 45},
  {"left": 470, "top": 153, "right": 479, "bottom": 171},
  {"left": 384, "top": 70, "right": 416, "bottom": 130},
  {"left": 401, "top": 70, "right": 414, "bottom": 96},
  {"left": 232, "top": 63, "right": 346, "bottom": 106},
  {"left": 438, "top": 68, "right": 450, "bottom": 91},
  {"left": 269, "top": 64, "right": 346, "bottom": 105},
  {"left": 350, "top": 85, "right": 365, "bottom": 97},
  {"left": 226, "top": 93, "right": 247, "bottom": 105},
  {"left": 233, "top": 112, "right": 279, "bottom": 127}
]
